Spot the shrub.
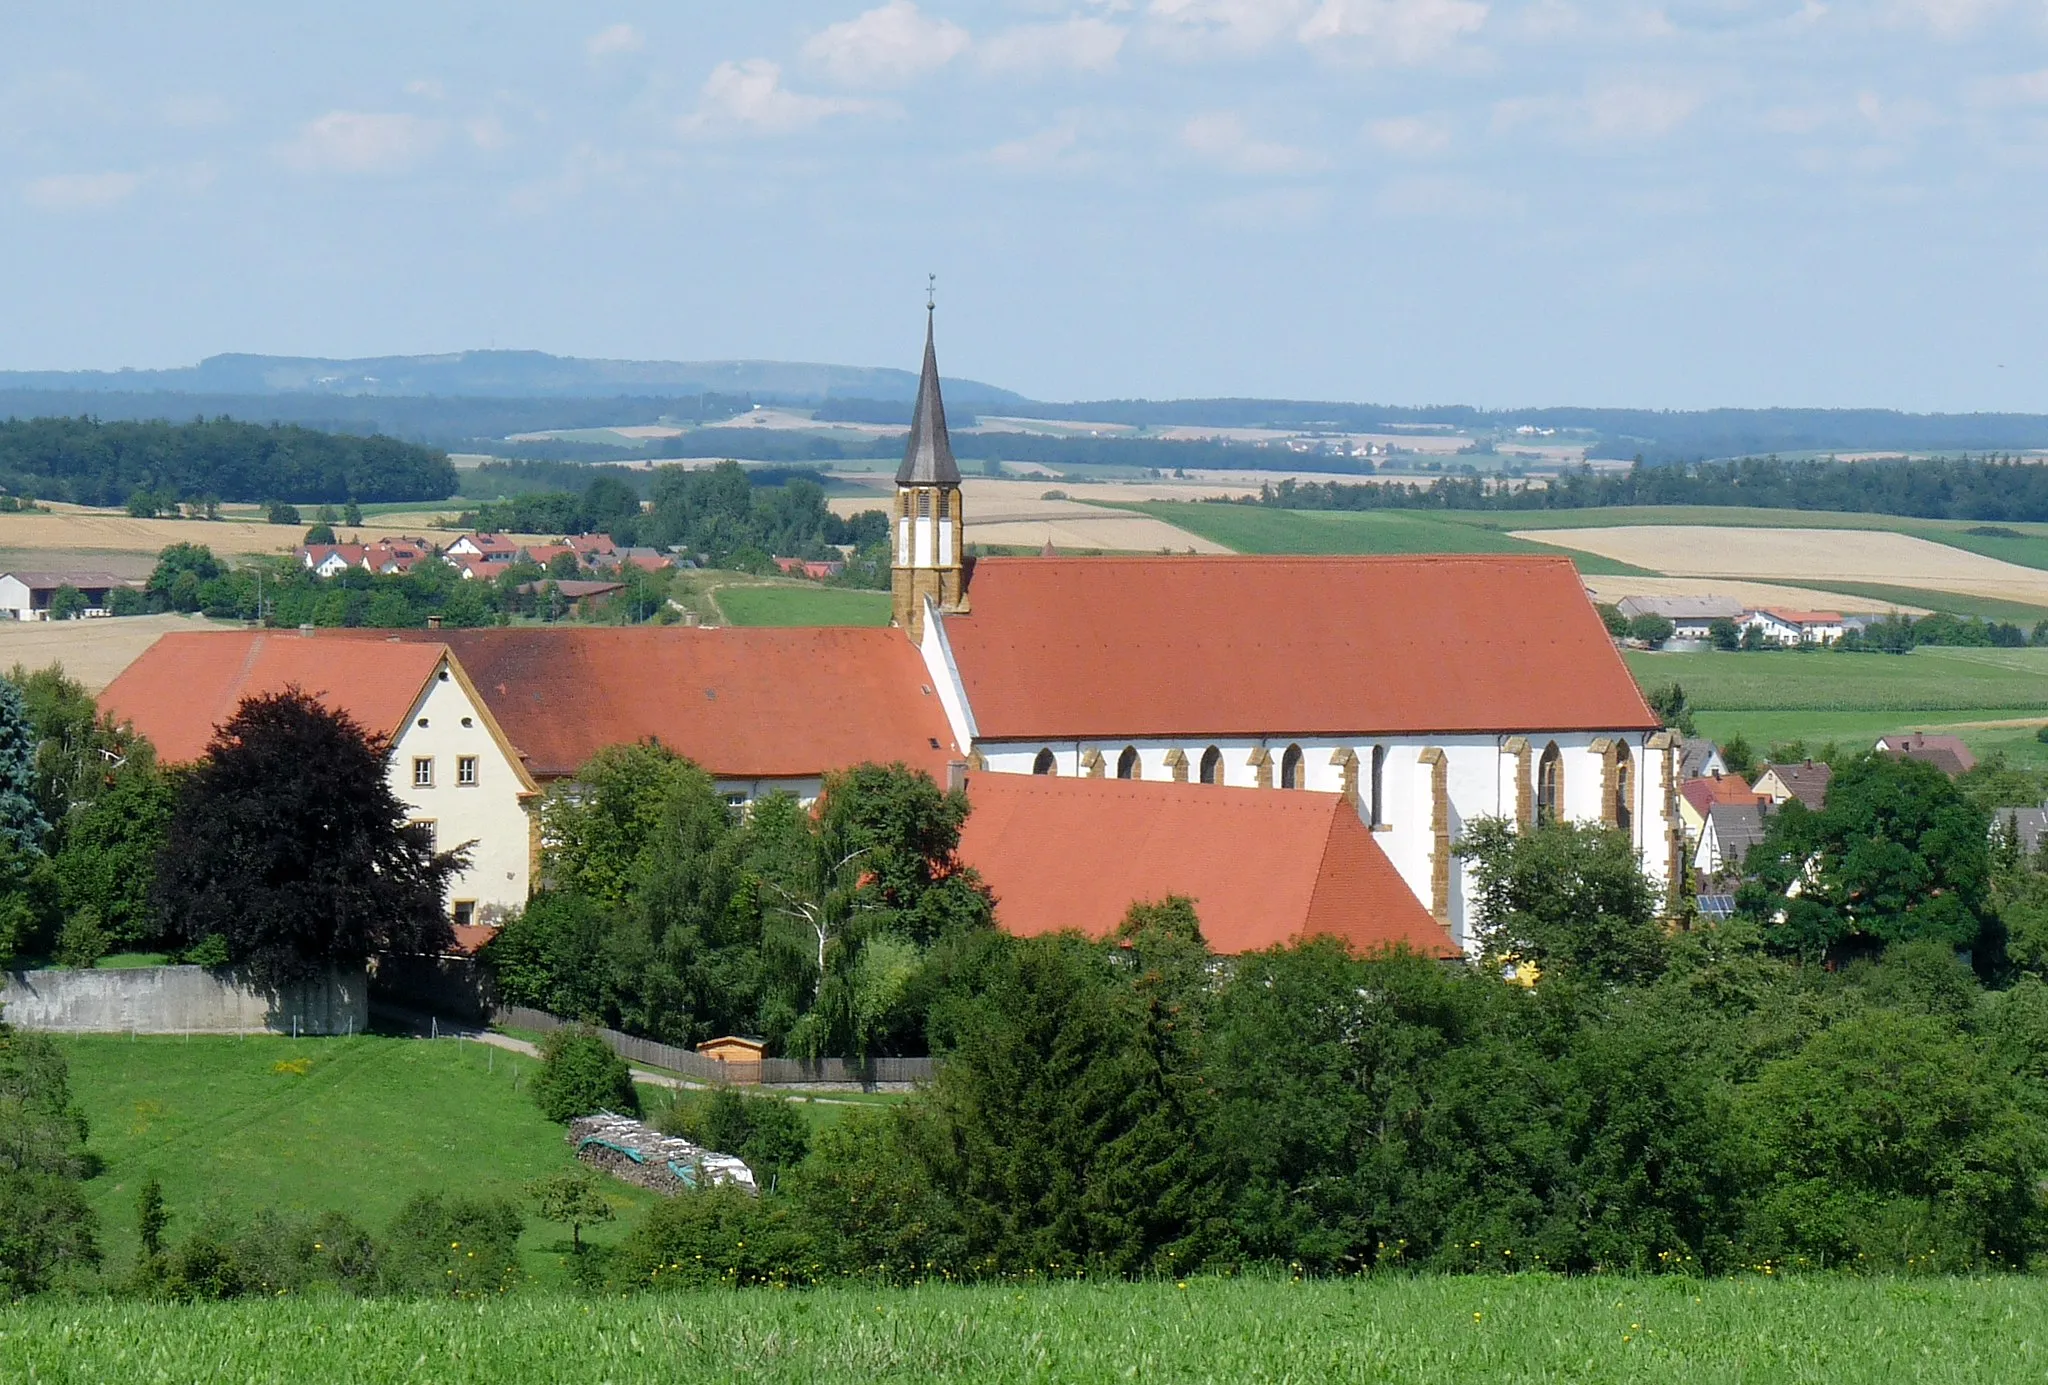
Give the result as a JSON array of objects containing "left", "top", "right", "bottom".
[
  {"left": 612, "top": 1184, "right": 814, "bottom": 1290},
  {"left": 53, "top": 909, "right": 108, "bottom": 970},
  {"left": 783, "top": 1108, "right": 960, "bottom": 1282},
  {"left": 534, "top": 1027, "right": 637, "bottom": 1123},
  {"left": 658, "top": 1088, "right": 810, "bottom": 1190},
  {"left": 379, "top": 1193, "right": 522, "bottom": 1298}
]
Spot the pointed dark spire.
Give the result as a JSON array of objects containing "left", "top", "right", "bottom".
[{"left": 896, "top": 308, "right": 960, "bottom": 487}]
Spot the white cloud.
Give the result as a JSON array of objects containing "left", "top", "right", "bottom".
[
  {"left": 988, "top": 118, "right": 1085, "bottom": 167},
  {"left": 22, "top": 170, "right": 140, "bottom": 211},
  {"left": 1299, "top": 0, "right": 1488, "bottom": 61},
  {"left": 1366, "top": 113, "right": 1452, "bottom": 155},
  {"left": 1969, "top": 68, "right": 2048, "bottom": 106},
  {"left": 1582, "top": 81, "right": 1701, "bottom": 139},
  {"left": 1181, "top": 111, "right": 1322, "bottom": 172},
  {"left": 281, "top": 111, "right": 443, "bottom": 173},
  {"left": 1146, "top": 0, "right": 1309, "bottom": 52},
  {"left": 1496, "top": 81, "right": 1702, "bottom": 144},
  {"left": 466, "top": 114, "right": 510, "bottom": 151},
  {"left": 405, "top": 78, "right": 447, "bottom": 100},
  {"left": 586, "top": 23, "right": 646, "bottom": 59},
  {"left": 159, "top": 94, "right": 232, "bottom": 129},
  {"left": 803, "top": 2, "right": 970, "bottom": 87},
  {"left": 679, "top": 60, "right": 872, "bottom": 137},
  {"left": 1888, "top": 0, "right": 2005, "bottom": 34},
  {"left": 1373, "top": 172, "right": 1520, "bottom": 216},
  {"left": 980, "top": 18, "right": 1128, "bottom": 73}
]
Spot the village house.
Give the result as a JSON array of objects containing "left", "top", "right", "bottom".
[
  {"left": 1694, "top": 799, "right": 1770, "bottom": 880},
  {"left": 1615, "top": 595, "right": 1746, "bottom": 640},
  {"left": 1742, "top": 607, "right": 1845, "bottom": 646},
  {"left": 444, "top": 533, "right": 522, "bottom": 566},
  {"left": 1876, "top": 732, "right": 1978, "bottom": 777},
  {"left": 1678, "top": 772, "right": 1765, "bottom": 842},
  {"left": 0, "top": 571, "right": 137, "bottom": 621},
  {"left": 99, "top": 631, "right": 539, "bottom": 921},
  {"left": 1754, "top": 760, "right": 1833, "bottom": 810}
]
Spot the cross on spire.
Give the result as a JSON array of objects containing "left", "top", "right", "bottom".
[{"left": 927, "top": 272, "right": 936, "bottom": 312}]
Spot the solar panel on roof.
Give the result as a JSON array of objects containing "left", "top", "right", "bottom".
[{"left": 1696, "top": 894, "right": 1736, "bottom": 920}]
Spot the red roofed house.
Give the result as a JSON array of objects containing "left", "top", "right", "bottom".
[
  {"left": 957, "top": 773, "right": 1458, "bottom": 958},
  {"left": 342, "top": 625, "right": 962, "bottom": 804},
  {"left": 884, "top": 309, "right": 1681, "bottom": 950},
  {"left": 1678, "top": 772, "right": 1765, "bottom": 842},
  {"left": 298, "top": 544, "right": 369, "bottom": 578},
  {"left": 445, "top": 533, "right": 521, "bottom": 565},
  {"left": 1742, "top": 608, "right": 1845, "bottom": 646},
  {"left": 99, "top": 631, "right": 539, "bottom": 924}
]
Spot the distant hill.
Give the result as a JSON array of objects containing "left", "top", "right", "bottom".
[{"left": 0, "top": 350, "right": 1026, "bottom": 407}]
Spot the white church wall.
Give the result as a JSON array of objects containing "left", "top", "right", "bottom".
[{"left": 973, "top": 728, "right": 1671, "bottom": 954}]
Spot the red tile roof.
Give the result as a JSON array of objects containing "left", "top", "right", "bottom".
[
  {"left": 338, "top": 626, "right": 961, "bottom": 781},
  {"left": 955, "top": 773, "right": 1457, "bottom": 957},
  {"left": 1680, "top": 773, "right": 1760, "bottom": 819},
  {"left": 99, "top": 631, "right": 446, "bottom": 764},
  {"left": 943, "top": 556, "right": 1657, "bottom": 740},
  {"left": 1754, "top": 608, "right": 1843, "bottom": 625}
]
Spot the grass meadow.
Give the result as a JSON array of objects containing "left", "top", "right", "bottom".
[
  {"left": 53, "top": 1034, "right": 659, "bottom": 1280},
  {"left": 1624, "top": 647, "right": 2048, "bottom": 762},
  {"left": 2, "top": 1274, "right": 2042, "bottom": 1383},
  {"left": 713, "top": 585, "right": 891, "bottom": 627}
]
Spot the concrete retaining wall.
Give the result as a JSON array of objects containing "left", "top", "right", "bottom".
[{"left": 0, "top": 965, "right": 369, "bottom": 1035}]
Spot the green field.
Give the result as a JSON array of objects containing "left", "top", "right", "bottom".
[
  {"left": 714, "top": 585, "right": 891, "bottom": 627},
  {"left": 55, "top": 1034, "right": 658, "bottom": 1275},
  {"left": 1624, "top": 647, "right": 2048, "bottom": 762},
  {"left": 2, "top": 1275, "right": 2040, "bottom": 1383},
  {"left": 1129, "top": 503, "right": 1655, "bottom": 573}
]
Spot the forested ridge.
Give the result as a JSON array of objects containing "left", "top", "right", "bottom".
[
  {"left": 1254, "top": 455, "right": 2048, "bottom": 522},
  {"left": 0, "top": 417, "right": 458, "bottom": 506}
]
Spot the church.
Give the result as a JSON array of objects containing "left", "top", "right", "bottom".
[
  {"left": 891, "top": 307, "right": 1683, "bottom": 949},
  {"left": 100, "top": 309, "right": 1682, "bottom": 958}
]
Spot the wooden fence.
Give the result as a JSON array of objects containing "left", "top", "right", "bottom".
[{"left": 494, "top": 1005, "right": 934, "bottom": 1087}]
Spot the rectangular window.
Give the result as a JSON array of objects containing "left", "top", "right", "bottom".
[
  {"left": 452, "top": 900, "right": 475, "bottom": 928},
  {"left": 412, "top": 820, "right": 436, "bottom": 850},
  {"left": 412, "top": 757, "right": 434, "bottom": 788},
  {"left": 457, "top": 755, "right": 478, "bottom": 787}
]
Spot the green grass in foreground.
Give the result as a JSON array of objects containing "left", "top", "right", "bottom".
[
  {"left": 1125, "top": 503, "right": 1656, "bottom": 573},
  {"left": 2, "top": 1275, "right": 2041, "bottom": 1383},
  {"left": 715, "top": 585, "right": 891, "bottom": 627},
  {"left": 55, "top": 1034, "right": 657, "bottom": 1276}
]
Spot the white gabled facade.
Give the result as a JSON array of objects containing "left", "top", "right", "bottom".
[{"left": 387, "top": 655, "right": 539, "bottom": 921}]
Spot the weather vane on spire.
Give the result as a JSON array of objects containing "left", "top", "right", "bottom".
[{"left": 927, "top": 273, "right": 936, "bottom": 312}]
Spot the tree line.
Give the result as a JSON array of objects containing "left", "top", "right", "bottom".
[
  {"left": 0, "top": 417, "right": 458, "bottom": 507},
  {"left": 1251, "top": 456, "right": 2048, "bottom": 523},
  {"left": 7, "top": 681, "right": 2048, "bottom": 1294}
]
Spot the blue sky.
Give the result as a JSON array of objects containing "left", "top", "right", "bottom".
[{"left": 2, "top": 1, "right": 2043, "bottom": 409}]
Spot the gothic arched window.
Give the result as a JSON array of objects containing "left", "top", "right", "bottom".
[
  {"left": 938, "top": 489, "right": 951, "bottom": 519},
  {"left": 917, "top": 490, "right": 932, "bottom": 518},
  {"left": 1033, "top": 748, "right": 1056, "bottom": 776},
  {"left": 1537, "top": 741, "right": 1564, "bottom": 825},
  {"left": 1117, "top": 746, "right": 1140, "bottom": 780},
  {"left": 1370, "top": 745, "right": 1387, "bottom": 826},
  {"left": 1199, "top": 746, "right": 1223, "bottom": 785},
  {"left": 1614, "top": 742, "right": 1633, "bottom": 836},
  {"left": 1280, "top": 744, "right": 1304, "bottom": 789}
]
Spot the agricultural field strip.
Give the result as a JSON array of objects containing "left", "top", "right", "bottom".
[
  {"left": 1622, "top": 649, "right": 2048, "bottom": 712},
  {"left": 1516, "top": 525, "right": 2048, "bottom": 605}
]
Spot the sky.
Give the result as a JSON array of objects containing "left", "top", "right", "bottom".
[{"left": 2, "top": 1, "right": 2044, "bottom": 410}]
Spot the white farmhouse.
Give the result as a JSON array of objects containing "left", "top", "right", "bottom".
[
  {"left": 99, "top": 631, "right": 539, "bottom": 923},
  {"left": 0, "top": 571, "right": 136, "bottom": 620}
]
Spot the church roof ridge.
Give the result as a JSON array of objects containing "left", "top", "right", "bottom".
[{"left": 895, "top": 309, "right": 960, "bottom": 487}]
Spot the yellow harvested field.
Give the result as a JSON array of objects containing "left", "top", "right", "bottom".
[
  {"left": 0, "top": 511, "right": 444, "bottom": 560},
  {"left": 1577, "top": 575, "right": 1930, "bottom": 616},
  {"left": 0, "top": 614, "right": 236, "bottom": 693},
  {"left": 1520, "top": 525, "right": 2048, "bottom": 606},
  {"left": 828, "top": 479, "right": 1232, "bottom": 552}
]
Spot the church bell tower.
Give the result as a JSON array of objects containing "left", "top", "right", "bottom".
[{"left": 891, "top": 296, "right": 966, "bottom": 643}]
